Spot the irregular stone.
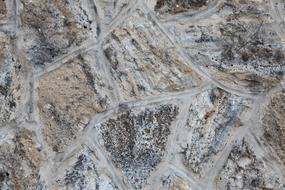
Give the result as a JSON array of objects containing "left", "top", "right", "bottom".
[
  {"left": 37, "top": 51, "right": 113, "bottom": 152},
  {"left": 0, "top": 32, "right": 27, "bottom": 126},
  {"left": 164, "top": 0, "right": 285, "bottom": 92},
  {"left": 0, "top": 0, "right": 7, "bottom": 20},
  {"left": 103, "top": 8, "right": 204, "bottom": 101},
  {"left": 154, "top": 0, "right": 211, "bottom": 15},
  {"left": 95, "top": 104, "right": 179, "bottom": 189},
  {"left": 261, "top": 90, "right": 285, "bottom": 165},
  {"left": 51, "top": 146, "right": 118, "bottom": 190},
  {"left": 216, "top": 139, "right": 285, "bottom": 190},
  {"left": 0, "top": 128, "right": 43, "bottom": 190},
  {"left": 159, "top": 172, "right": 191, "bottom": 190},
  {"left": 19, "top": 0, "right": 98, "bottom": 68},
  {"left": 176, "top": 87, "right": 252, "bottom": 176}
]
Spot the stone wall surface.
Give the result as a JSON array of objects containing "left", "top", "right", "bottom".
[{"left": 0, "top": 0, "right": 285, "bottom": 189}]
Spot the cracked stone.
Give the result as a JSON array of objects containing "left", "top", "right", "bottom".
[
  {"left": 19, "top": 0, "right": 98, "bottom": 68},
  {"left": 175, "top": 87, "right": 252, "bottom": 176},
  {"left": 261, "top": 90, "right": 285, "bottom": 166},
  {"left": 37, "top": 51, "right": 114, "bottom": 153},
  {"left": 103, "top": 8, "right": 204, "bottom": 101},
  {"left": 0, "top": 128, "right": 43, "bottom": 190},
  {"left": 51, "top": 146, "right": 119, "bottom": 190},
  {"left": 216, "top": 139, "right": 285, "bottom": 190},
  {"left": 163, "top": 0, "right": 285, "bottom": 92},
  {"left": 95, "top": 104, "right": 179, "bottom": 189}
]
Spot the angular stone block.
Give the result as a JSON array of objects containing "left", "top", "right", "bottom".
[
  {"left": 19, "top": 0, "right": 98, "bottom": 68},
  {"left": 37, "top": 51, "right": 114, "bottom": 152},
  {"left": 216, "top": 139, "right": 285, "bottom": 189},
  {"left": 94, "top": 104, "right": 179, "bottom": 189},
  {"left": 0, "top": 129, "right": 43, "bottom": 190},
  {"left": 173, "top": 87, "right": 252, "bottom": 176},
  {"left": 103, "top": 8, "right": 205, "bottom": 101}
]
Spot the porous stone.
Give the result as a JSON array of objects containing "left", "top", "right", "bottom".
[
  {"left": 51, "top": 146, "right": 118, "bottom": 190},
  {"left": 95, "top": 104, "right": 179, "bottom": 189},
  {"left": 216, "top": 139, "right": 285, "bottom": 190},
  {"left": 261, "top": 90, "right": 285, "bottom": 165},
  {"left": 163, "top": 0, "right": 285, "bottom": 92},
  {"left": 0, "top": 128, "right": 43, "bottom": 190},
  {"left": 103, "top": 8, "right": 204, "bottom": 101},
  {"left": 37, "top": 51, "right": 113, "bottom": 152},
  {"left": 19, "top": 0, "right": 98, "bottom": 68},
  {"left": 175, "top": 87, "right": 252, "bottom": 176}
]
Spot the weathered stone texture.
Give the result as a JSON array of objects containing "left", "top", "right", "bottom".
[
  {"left": 38, "top": 52, "right": 113, "bottom": 152},
  {"left": 262, "top": 90, "right": 285, "bottom": 165},
  {"left": 0, "top": 32, "right": 27, "bottom": 126},
  {"left": 95, "top": 104, "right": 178, "bottom": 189},
  {"left": 51, "top": 146, "right": 118, "bottom": 190},
  {"left": 20, "top": 0, "right": 97, "bottom": 68},
  {"left": 0, "top": 129, "right": 43, "bottom": 190},
  {"left": 159, "top": 171, "right": 192, "bottom": 190},
  {"left": 216, "top": 139, "right": 285, "bottom": 189},
  {"left": 0, "top": 0, "right": 285, "bottom": 189},
  {"left": 175, "top": 87, "right": 252, "bottom": 176},
  {"left": 164, "top": 0, "right": 285, "bottom": 92},
  {"left": 154, "top": 0, "right": 211, "bottom": 15},
  {"left": 103, "top": 9, "right": 204, "bottom": 101}
]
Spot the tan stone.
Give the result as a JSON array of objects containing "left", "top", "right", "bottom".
[
  {"left": 38, "top": 53, "right": 112, "bottom": 152},
  {"left": 262, "top": 90, "right": 285, "bottom": 165}
]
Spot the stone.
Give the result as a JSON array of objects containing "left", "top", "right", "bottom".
[
  {"left": 216, "top": 139, "right": 285, "bottom": 189},
  {"left": 51, "top": 146, "right": 118, "bottom": 190},
  {"left": 95, "top": 104, "right": 178, "bottom": 189},
  {"left": 154, "top": 0, "right": 211, "bottom": 15},
  {"left": 162, "top": 0, "right": 285, "bottom": 92},
  {"left": 0, "top": 32, "right": 27, "bottom": 126},
  {"left": 37, "top": 51, "right": 114, "bottom": 152},
  {"left": 103, "top": 8, "right": 204, "bottom": 101},
  {"left": 159, "top": 172, "right": 192, "bottom": 190},
  {"left": 261, "top": 90, "right": 285, "bottom": 165},
  {"left": 0, "top": 0, "right": 7, "bottom": 20},
  {"left": 175, "top": 87, "right": 252, "bottom": 176},
  {"left": 0, "top": 128, "right": 43, "bottom": 190},
  {"left": 19, "top": 0, "right": 98, "bottom": 68}
]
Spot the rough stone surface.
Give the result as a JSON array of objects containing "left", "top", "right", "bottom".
[
  {"left": 216, "top": 139, "right": 285, "bottom": 190},
  {"left": 19, "top": 0, "right": 97, "bottom": 68},
  {"left": 95, "top": 104, "right": 178, "bottom": 189},
  {"left": 0, "top": 128, "right": 43, "bottom": 190},
  {"left": 158, "top": 171, "right": 192, "bottom": 190},
  {"left": 154, "top": 0, "right": 211, "bottom": 15},
  {"left": 262, "top": 90, "right": 285, "bottom": 165},
  {"left": 50, "top": 146, "right": 118, "bottom": 190},
  {"left": 0, "top": 0, "right": 285, "bottom": 189},
  {"left": 103, "top": 8, "right": 204, "bottom": 101},
  {"left": 161, "top": 0, "right": 285, "bottom": 92},
  {"left": 37, "top": 51, "right": 113, "bottom": 152},
  {"left": 0, "top": 32, "right": 27, "bottom": 126},
  {"left": 174, "top": 87, "right": 253, "bottom": 177}
]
